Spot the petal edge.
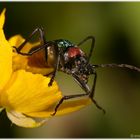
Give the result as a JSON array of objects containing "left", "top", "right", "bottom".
[
  {"left": 6, "top": 110, "right": 48, "bottom": 128},
  {"left": 0, "top": 9, "right": 6, "bottom": 29},
  {"left": 27, "top": 98, "right": 92, "bottom": 118}
]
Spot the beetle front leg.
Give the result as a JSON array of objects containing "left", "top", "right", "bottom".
[
  {"left": 51, "top": 72, "right": 105, "bottom": 116},
  {"left": 77, "top": 36, "right": 95, "bottom": 63},
  {"left": 89, "top": 72, "right": 97, "bottom": 99},
  {"left": 89, "top": 72, "right": 106, "bottom": 114}
]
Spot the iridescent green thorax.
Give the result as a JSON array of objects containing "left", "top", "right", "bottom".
[{"left": 55, "top": 39, "right": 74, "bottom": 49}]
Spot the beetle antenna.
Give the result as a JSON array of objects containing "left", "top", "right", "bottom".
[{"left": 93, "top": 63, "right": 140, "bottom": 72}]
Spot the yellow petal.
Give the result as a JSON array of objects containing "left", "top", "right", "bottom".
[
  {"left": 0, "top": 9, "right": 12, "bottom": 90},
  {"left": 0, "top": 9, "right": 6, "bottom": 29},
  {"left": 55, "top": 98, "right": 91, "bottom": 116},
  {"left": 1, "top": 70, "right": 62, "bottom": 114},
  {"left": 9, "top": 35, "right": 54, "bottom": 75},
  {"left": 6, "top": 110, "right": 48, "bottom": 128},
  {"left": 9, "top": 34, "right": 35, "bottom": 52},
  {"left": 27, "top": 98, "right": 91, "bottom": 118}
]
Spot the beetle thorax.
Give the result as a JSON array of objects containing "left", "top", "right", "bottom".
[
  {"left": 67, "top": 47, "right": 83, "bottom": 58},
  {"left": 64, "top": 47, "right": 85, "bottom": 62}
]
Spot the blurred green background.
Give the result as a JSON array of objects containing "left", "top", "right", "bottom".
[{"left": 0, "top": 2, "right": 140, "bottom": 138}]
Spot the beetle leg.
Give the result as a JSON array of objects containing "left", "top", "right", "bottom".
[
  {"left": 89, "top": 72, "right": 106, "bottom": 114},
  {"left": 51, "top": 93, "right": 88, "bottom": 116},
  {"left": 52, "top": 72, "right": 105, "bottom": 116},
  {"left": 48, "top": 48, "right": 66, "bottom": 86},
  {"left": 73, "top": 72, "right": 105, "bottom": 113},
  {"left": 13, "top": 42, "right": 52, "bottom": 56},
  {"left": 89, "top": 72, "right": 97, "bottom": 99},
  {"left": 13, "top": 27, "right": 46, "bottom": 54},
  {"left": 77, "top": 36, "right": 95, "bottom": 63},
  {"left": 48, "top": 52, "right": 60, "bottom": 87}
]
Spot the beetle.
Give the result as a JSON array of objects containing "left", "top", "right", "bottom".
[{"left": 13, "top": 27, "right": 140, "bottom": 115}]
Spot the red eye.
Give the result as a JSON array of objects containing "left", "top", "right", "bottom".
[{"left": 68, "top": 47, "right": 83, "bottom": 58}]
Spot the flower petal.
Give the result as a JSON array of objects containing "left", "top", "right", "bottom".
[
  {"left": 6, "top": 110, "right": 48, "bottom": 128},
  {"left": 1, "top": 70, "right": 62, "bottom": 114},
  {"left": 0, "top": 9, "right": 6, "bottom": 29},
  {"left": 26, "top": 98, "right": 91, "bottom": 118},
  {"left": 0, "top": 9, "right": 12, "bottom": 90}
]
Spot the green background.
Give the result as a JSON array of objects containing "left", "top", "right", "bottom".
[{"left": 0, "top": 2, "right": 140, "bottom": 138}]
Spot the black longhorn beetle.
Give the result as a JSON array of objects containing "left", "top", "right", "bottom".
[{"left": 13, "top": 27, "right": 140, "bottom": 115}]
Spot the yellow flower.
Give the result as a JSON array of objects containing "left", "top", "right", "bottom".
[{"left": 0, "top": 9, "right": 91, "bottom": 128}]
